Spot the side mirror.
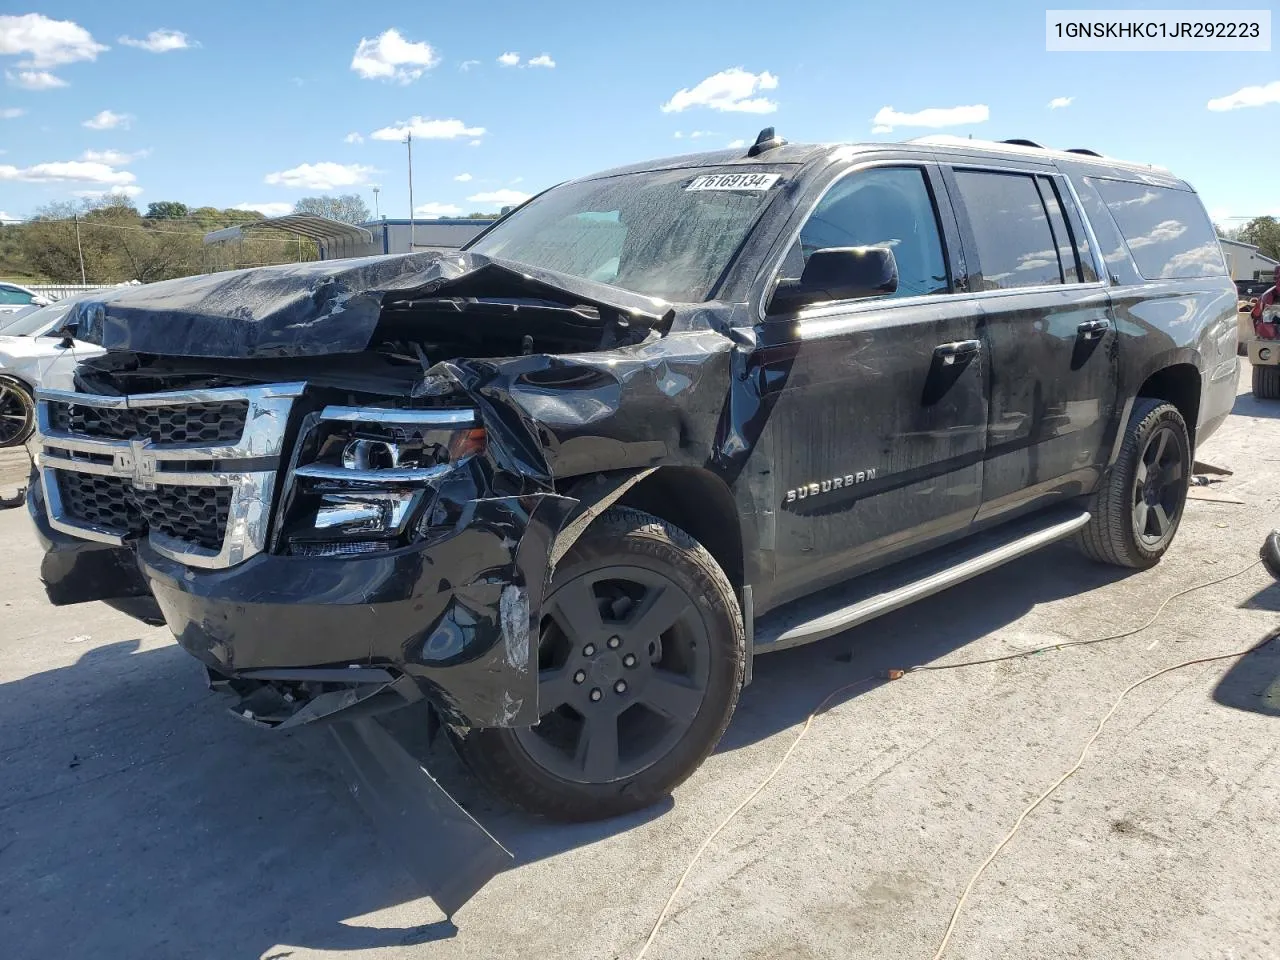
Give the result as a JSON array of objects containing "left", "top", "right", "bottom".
[
  {"left": 56, "top": 319, "right": 79, "bottom": 349},
  {"left": 30, "top": 295, "right": 51, "bottom": 307},
  {"left": 768, "top": 246, "right": 898, "bottom": 315}
]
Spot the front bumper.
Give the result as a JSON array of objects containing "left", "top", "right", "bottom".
[{"left": 33, "top": 480, "right": 575, "bottom": 729}]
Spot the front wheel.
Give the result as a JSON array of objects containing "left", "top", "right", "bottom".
[
  {"left": 1074, "top": 398, "right": 1191, "bottom": 569},
  {"left": 456, "top": 506, "right": 745, "bottom": 821},
  {"left": 0, "top": 377, "right": 34, "bottom": 449}
]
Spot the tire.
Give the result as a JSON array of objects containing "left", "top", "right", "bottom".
[
  {"left": 1253, "top": 364, "right": 1280, "bottom": 400},
  {"left": 456, "top": 506, "right": 745, "bottom": 821},
  {"left": 1074, "top": 398, "right": 1191, "bottom": 569},
  {"left": 0, "top": 376, "right": 35, "bottom": 449}
]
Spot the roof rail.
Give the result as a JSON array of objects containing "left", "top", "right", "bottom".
[
  {"left": 1065, "top": 148, "right": 1103, "bottom": 157},
  {"left": 1001, "top": 138, "right": 1045, "bottom": 148}
]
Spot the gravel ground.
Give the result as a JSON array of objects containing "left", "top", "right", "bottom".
[{"left": 1, "top": 365, "right": 1278, "bottom": 960}]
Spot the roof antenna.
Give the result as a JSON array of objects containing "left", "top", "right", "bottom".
[{"left": 747, "top": 127, "right": 786, "bottom": 156}]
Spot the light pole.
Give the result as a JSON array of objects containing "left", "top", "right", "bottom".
[
  {"left": 372, "top": 185, "right": 381, "bottom": 220},
  {"left": 404, "top": 133, "right": 415, "bottom": 250}
]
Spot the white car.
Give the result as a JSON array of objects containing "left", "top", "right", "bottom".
[
  {"left": 0, "top": 298, "right": 105, "bottom": 448},
  {"left": 0, "top": 281, "right": 52, "bottom": 316}
]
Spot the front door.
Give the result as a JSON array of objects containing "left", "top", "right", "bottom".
[
  {"left": 944, "top": 166, "right": 1118, "bottom": 517},
  {"left": 757, "top": 164, "right": 988, "bottom": 606}
]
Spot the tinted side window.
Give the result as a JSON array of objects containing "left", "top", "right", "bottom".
[
  {"left": 952, "top": 170, "right": 1062, "bottom": 290},
  {"left": 1036, "top": 177, "right": 1079, "bottom": 283},
  {"left": 1090, "top": 179, "right": 1227, "bottom": 280},
  {"left": 780, "top": 166, "right": 950, "bottom": 299}
]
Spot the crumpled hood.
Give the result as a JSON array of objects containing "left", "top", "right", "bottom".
[{"left": 66, "top": 251, "right": 674, "bottom": 360}]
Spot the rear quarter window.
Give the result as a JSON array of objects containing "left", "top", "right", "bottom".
[{"left": 1089, "top": 179, "right": 1226, "bottom": 280}]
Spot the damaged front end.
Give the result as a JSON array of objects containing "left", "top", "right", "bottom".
[{"left": 28, "top": 250, "right": 742, "bottom": 731}]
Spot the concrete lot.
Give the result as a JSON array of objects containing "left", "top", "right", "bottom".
[{"left": 1, "top": 366, "right": 1278, "bottom": 960}]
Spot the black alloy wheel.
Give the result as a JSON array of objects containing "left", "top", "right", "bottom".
[
  {"left": 514, "top": 564, "right": 711, "bottom": 785},
  {"left": 0, "top": 378, "right": 34, "bottom": 448},
  {"left": 1131, "top": 423, "right": 1186, "bottom": 549},
  {"left": 457, "top": 507, "right": 744, "bottom": 821},
  {"left": 1074, "top": 398, "right": 1191, "bottom": 569}
]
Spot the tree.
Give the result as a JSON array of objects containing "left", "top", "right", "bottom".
[
  {"left": 293, "top": 194, "right": 371, "bottom": 224},
  {"left": 145, "top": 201, "right": 189, "bottom": 220},
  {"left": 1239, "top": 217, "right": 1280, "bottom": 262},
  {"left": 465, "top": 211, "right": 502, "bottom": 220}
]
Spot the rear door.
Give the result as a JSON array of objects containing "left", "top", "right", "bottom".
[
  {"left": 753, "top": 161, "right": 988, "bottom": 605},
  {"left": 941, "top": 164, "right": 1118, "bottom": 519}
]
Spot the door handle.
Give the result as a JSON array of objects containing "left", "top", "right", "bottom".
[
  {"left": 934, "top": 339, "right": 981, "bottom": 365},
  {"left": 1077, "top": 318, "right": 1111, "bottom": 340}
]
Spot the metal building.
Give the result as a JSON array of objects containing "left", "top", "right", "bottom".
[{"left": 1220, "top": 237, "right": 1279, "bottom": 281}]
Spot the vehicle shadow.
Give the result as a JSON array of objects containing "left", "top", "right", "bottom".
[
  {"left": 1231, "top": 385, "right": 1280, "bottom": 420},
  {"left": 1211, "top": 626, "right": 1280, "bottom": 718},
  {"left": 0, "top": 542, "right": 1133, "bottom": 959},
  {"left": 719, "top": 541, "right": 1136, "bottom": 752}
]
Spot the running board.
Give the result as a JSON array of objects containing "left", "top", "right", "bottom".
[{"left": 754, "top": 507, "right": 1091, "bottom": 653}]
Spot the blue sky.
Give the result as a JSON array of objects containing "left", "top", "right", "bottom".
[{"left": 0, "top": 1, "right": 1277, "bottom": 226}]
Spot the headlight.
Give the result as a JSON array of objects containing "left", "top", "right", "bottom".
[{"left": 282, "top": 405, "right": 485, "bottom": 556}]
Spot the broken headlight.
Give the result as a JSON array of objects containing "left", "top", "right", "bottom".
[{"left": 283, "top": 406, "right": 485, "bottom": 556}]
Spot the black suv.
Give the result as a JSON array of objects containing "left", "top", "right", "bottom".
[{"left": 29, "top": 130, "right": 1237, "bottom": 821}]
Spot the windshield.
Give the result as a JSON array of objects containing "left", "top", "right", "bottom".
[
  {"left": 467, "top": 167, "right": 785, "bottom": 302},
  {"left": 0, "top": 299, "right": 76, "bottom": 337}
]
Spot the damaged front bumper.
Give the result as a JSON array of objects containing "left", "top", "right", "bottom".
[{"left": 31, "top": 477, "right": 575, "bottom": 729}]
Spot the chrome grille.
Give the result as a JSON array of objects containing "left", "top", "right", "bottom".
[{"left": 35, "top": 383, "right": 305, "bottom": 569}]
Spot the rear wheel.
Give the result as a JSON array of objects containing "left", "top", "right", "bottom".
[
  {"left": 457, "top": 506, "right": 744, "bottom": 821},
  {"left": 1074, "top": 398, "right": 1191, "bottom": 569},
  {"left": 1253, "top": 364, "right": 1280, "bottom": 400},
  {"left": 0, "top": 377, "right": 34, "bottom": 449}
]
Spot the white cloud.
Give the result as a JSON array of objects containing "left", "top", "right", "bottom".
[
  {"left": 675, "top": 130, "right": 716, "bottom": 139},
  {"left": 83, "top": 109, "right": 132, "bottom": 131},
  {"left": 80, "top": 148, "right": 146, "bottom": 165},
  {"left": 263, "top": 162, "right": 376, "bottom": 190},
  {"left": 870, "top": 103, "right": 989, "bottom": 132},
  {"left": 0, "top": 159, "right": 136, "bottom": 186},
  {"left": 370, "top": 116, "right": 486, "bottom": 141},
  {"left": 662, "top": 68, "right": 779, "bottom": 114},
  {"left": 233, "top": 201, "right": 293, "bottom": 217},
  {"left": 1207, "top": 80, "right": 1280, "bottom": 111},
  {"left": 727, "top": 139, "right": 746, "bottom": 148},
  {"left": 459, "top": 59, "right": 480, "bottom": 71},
  {"left": 415, "top": 202, "right": 463, "bottom": 217},
  {"left": 1048, "top": 96, "right": 1074, "bottom": 109},
  {"left": 0, "top": 106, "right": 21, "bottom": 118},
  {"left": 7, "top": 69, "right": 66, "bottom": 90},
  {"left": 469, "top": 139, "right": 481, "bottom": 147},
  {"left": 528, "top": 54, "right": 555, "bottom": 68},
  {"left": 0, "top": 210, "right": 17, "bottom": 222},
  {"left": 73, "top": 184, "right": 143, "bottom": 199},
  {"left": 118, "top": 29, "right": 195, "bottom": 53},
  {"left": 454, "top": 172, "right": 473, "bottom": 182},
  {"left": 497, "top": 52, "right": 520, "bottom": 66},
  {"left": 344, "top": 132, "right": 364, "bottom": 144},
  {"left": 0, "top": 13, "right": 107, "bottom": 68},
  {"left": 509, "top": 176, "right": 523, "bottom": 184},
  {"left": 467, "top": 188, "right": 530, "bottom": 207},
  {"left": 351, "top": 28, "right": 439, "bottom": 84}
]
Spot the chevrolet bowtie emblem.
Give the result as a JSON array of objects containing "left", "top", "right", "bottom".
[{"left": 111, "top": 440, "right": 159, "bottom": 491}]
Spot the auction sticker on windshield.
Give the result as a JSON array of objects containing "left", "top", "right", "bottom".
[{"left": 685, "top": 173, "right": 781, "bottom": 191}]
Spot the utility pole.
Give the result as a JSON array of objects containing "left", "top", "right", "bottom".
[
  {"left": 73, "top": 213, "right": 86, "bottom": 284},
  {"left": 372, "top": 185, "right": 381, "bottom": 220},
  {"left": 404, "top": 132, "right": 415, "bottom": 250}
]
